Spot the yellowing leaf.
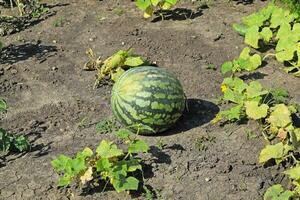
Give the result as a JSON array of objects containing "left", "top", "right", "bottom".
[
  {"left": 245, "top": 101, "right": 269, "bottom": 120},
  {"left": 80, "top": 167, "right": 93, "bottom": 184},
  {"left": 267, "top": 104, "right": 292, "bottom": 128},
  {"left": 284, "top": 166, "right": 300, "bottom": 181},
  {"left": 96, "top": 140, "right": 123, "bottom": 158},
  {"left": 246, "top": 81, "right": 268, "bottom": 99},
  {"left": 111, "top": 67, "right": 125, "bottom": 82},
  {"left": 260, "top": 27, "right": 273, "bottom": 43},
  {"left": 124, "top": 57, "right": 144, "bottom": 67},
  {"left": 259, "top": 142, "right": 284, "bottom": 164},
  {"left": 143, "top": 6, "right": 154, "bottom": 19},
  {"left": 245, "top": 26, "right": 260, "bottom": 48},
  {"left": 161, "top": 2, "right": 172, "bottom": 10}
]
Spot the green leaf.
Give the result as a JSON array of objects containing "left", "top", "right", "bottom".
[
  {"left": 264, "top": 184, "right": 294, "bottom": 200},
  {"left": 292, "top": 23, "right": 300, "bottom": 41},
  {"left": 96, "top": 158, "right": 112, "bottom": 172},
  {"left": 76, "top": 147, "right": 93, "bottom": 159},
  {"left": 114, "top": 128, "right": 132, "bottom": 139},
  {"left": 113, "top": 176, "right": 139, "bottom": 193},
  {"left": 219, "top": 104, "right": 243, "bottom": 121},
  {"left": 58, "top": 174, "right": 72, "bottom": 187},
  {"left": 222, "top": 77, "right": 248, "bottom": 94},
  {"left": 247, "top": 54, "right": 262, "bottom": 71},
  {"left": 239, "top": 47, "right": 251, "bottom": 60},
  {"left": 267, "top": 104, "right": 292, "bottom": 128},
  {"left": 276, "top": 23, "right": 291, "bottom": 40},
  {"left": 221, "top": 61, "right": 233, "bottom": 74},
  {"left": 70, "top": 157, "right": 86, "bottom": 174},
  {"left": 111, "top": 67, "right": 125, "bottom": 82},
  {"left": 161, "top": 2, "right": 172, "bottom": 10},
  {"left": 245, "top": 26, "right": 260, "bottom": 48},
  {"left": 245, "top": 101, "right": 269, "bottom": 120},
  {"left": 223, "top": 89, "right": 238, "bottom": 103},
  {"left": 0, "top": 99, "right": 7, "bottom": 112},
  {"left": 242, "top": 11, "right": 268, "bottom": 27},
  {"left": 260, "top": 27, "right": 273, "bottom": 43},
  {"left": 270, "top": 88, "right": 289, "bottom": 104},
  {"left": 135, "top": 0, "right": 152, "bottom": 10},
  {"left": 246, "top": 81, "right": 268, "bottom": 99},
  {"left": 96, "top": 140, "right": 123, "bottom": 158},
  {"left": 284, "top": 166, "right": 300, "bottom": 181},
  {"left": 124, "top": 57, "right": 144, "bottom": 67},
  {"left": 150, "top": 0, "right": 160, "bottom": 6},
  {"left": 270, "top": 7, "right": 297, "bottom": 29},
  {"left": 128, "top": 139, "right": 149, "bottom": 154},
  {"left": 165, "top": 0, "right": 177, "bottom": 5},
  {"left": 276, "top": 46, "right": 297, "bottom": 63},
  {"left": 51, "top": 155, "right": 72, "bottom": 172},
  {"left": 259, "top": 142, "right": 285, "bottom": 164},
  {"left": 13, "top": 135, "right": 29, "bottom": 152},
  {"left": 0, "top": 128, "right": 12, "bottom": 152},
  {"left": 232, "top": 23, "right": 248, "bottom": 36},
  {"left": 126, "top": 159, "right": 142, "bottom": 172}
]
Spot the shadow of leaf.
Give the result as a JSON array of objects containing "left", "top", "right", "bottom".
[
  {"left": 0, "top": 41, "right": 57, "bottom": 64},
  {"left": 152, "top": 8, "right": 203, "bottom": 22}
]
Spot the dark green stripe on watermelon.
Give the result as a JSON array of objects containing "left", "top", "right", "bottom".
[{"left": 111, "top": 66, "right": 186, "bottom": 134}]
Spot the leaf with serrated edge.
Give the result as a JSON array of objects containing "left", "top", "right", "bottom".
[
  {"left": 128, "top": 140, "right": 149, "bottom": 154},
  {"left": 96, "top": 140, "right": 123, "bottom": 158}
]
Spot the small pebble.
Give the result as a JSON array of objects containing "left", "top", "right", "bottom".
[
  {"left": 11, "top": 69, "right": 18, "bottom": 74},
  {"left": 205, "top": 177, "right": 211, "bottom": 182}
]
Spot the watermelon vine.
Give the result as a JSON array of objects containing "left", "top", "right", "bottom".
[
  {"left": 52, "top": 127, "right": 150, "bottom": 194},
  {"left": 233, "top": 3, "right": 300, "bottom": 77},
  {"left": 215, "top": 3, "right": 300, "bottom": 199}
]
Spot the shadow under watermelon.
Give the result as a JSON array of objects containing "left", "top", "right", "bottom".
[{"left": 154, "top": 98, "right": 219, "bottom": 136}]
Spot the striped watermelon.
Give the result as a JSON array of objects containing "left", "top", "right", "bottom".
[{"left": 111, "top": 66, "right": 186, "bottom": 134}]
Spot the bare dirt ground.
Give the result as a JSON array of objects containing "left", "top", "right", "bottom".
[{"left": 0, "top": 0, "right": 299, "bottom": 199}]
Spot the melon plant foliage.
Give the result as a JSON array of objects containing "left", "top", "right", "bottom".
[
  {"left": 233, "top": 3, "right": 300, "bottom": 76},
  {"left": 135, "top": 0, "right": 178, "bottom": 18},
  {"left": 0, "top": 99, "right": 29, "bottom": 153},
  {"left": 216, "top": 3, "right": 300, "bottom": 198},
  {"left": 83, "top": 48, "right": 147, "bottom": 88},
  {"left": 52, "top": 128, "right": 149, "bottom": 193}
]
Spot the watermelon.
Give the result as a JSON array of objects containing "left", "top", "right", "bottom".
[{"left": 111, "top": 66, "right": 186, "bottom": 134}]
